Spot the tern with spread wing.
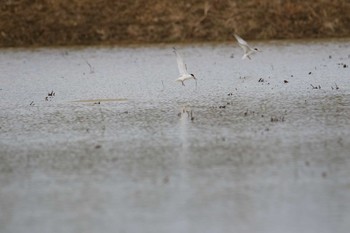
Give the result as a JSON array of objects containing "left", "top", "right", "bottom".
[
  {"left": 173, "top": 47, "right": 197, "bottom": 86},
  {"left": 233, "top": 34, "right": 261, "bottom": 60}
]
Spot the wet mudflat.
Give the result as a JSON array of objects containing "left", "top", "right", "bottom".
[{"left": 0, "top": 40, "right": 350, "bottom": 233}]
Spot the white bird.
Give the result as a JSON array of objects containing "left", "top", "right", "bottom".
[
  {"left": 233, "top": 34, "right": 260, "bottom": 60},
  {"left": 173, "top": 47, "right": 197, "bottom": 86}
]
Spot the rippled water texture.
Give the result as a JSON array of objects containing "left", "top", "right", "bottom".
[{"left": 1, "top": 40, "right": 350, "bottom": 233}]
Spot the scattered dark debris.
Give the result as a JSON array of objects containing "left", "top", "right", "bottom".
[
  {"left": 48, "top": 90, "right": 55, "bottom": 96},
  {"left": 310, "top": 84, "right": 321, "bottom": 89},
  {"left": 95, "top": 145, "right": 102, "bottom": 149},
  {"left": 243, "top": 110, "right": 255, "bottom": 116},
  {"left": 190, "top": 111, "right": 195, "bottom": 121},
  {"left": 230, "top": 54, "right": 234, "bottom": 58},
  {"left": 308, "top": 72, "right": 312, "bottom": 75},
  {"left": 94, "top": 101, "right": 101, "bottom": 105},
  {"left": 227, "top": 93, "right": 233, "bottom": 96},
  {"left": 258, "top": 77, "right": 270, "bottom": 85},
  {"left": 219, "top": 105, "right": 226, "bottom": 109},
  {"left": 329, "top": 55, "right": 332, "bottom": 59},
  {"left": 186, "top": 110, "right": 194, "bottom": 121},
  {"left": 331, "top": 83, "right": 339, "bottom": 90},
  {"left": 284, "top": 80, "right": 289, "bottom": 84},
  {"left": 337, "top": 62, "right": 348, "bottom": 68},
  {"left": 45, "top": 90, "right": 56, "bottom": 101},
  {"left": 30, "top": 101, "right": 35, "bottom": 106},
  {"left": 270, "top": 116, "right": 285, "bottom": 122},
  {"left": 291, "top": 75, "right": 293, "bottom": 77},
  {"left": 123, "top": 111, "right": 129, "bottom": 114}
]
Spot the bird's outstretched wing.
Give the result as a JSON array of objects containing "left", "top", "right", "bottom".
[
  {"left": 233, "top": 34, "right": 254, "bottom": 58},
  {"left": 173, "top": 47, "right": 189, "bottom": 75},
  {"left": 233, "top": 34, "right": 249, "bottom": 46}
]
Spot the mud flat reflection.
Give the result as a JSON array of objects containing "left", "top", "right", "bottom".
[{"left": 0, "top": 40, "right": 350, "bottom": 233}]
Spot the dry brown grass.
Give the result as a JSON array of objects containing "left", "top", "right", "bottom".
[{"left": 0, "top": 0, "right": 349, "bottom": 47}]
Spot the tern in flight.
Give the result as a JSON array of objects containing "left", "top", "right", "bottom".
[
  {"left": 173, "top": 47, "right": 197, "bottom": 86},
  {"left": 233, "top": 34, "right": 261, "bottom": 60}
]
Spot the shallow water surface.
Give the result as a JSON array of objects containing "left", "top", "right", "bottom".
[{"left": 0, "top": 40, "right": 350, "bottom": 233}]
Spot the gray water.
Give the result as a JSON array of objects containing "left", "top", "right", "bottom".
[{"left": 1, "top": 40, "right": 350, "bottom": 233}]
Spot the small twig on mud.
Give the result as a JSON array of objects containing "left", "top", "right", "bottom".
[
  {"left": 332, "top": 82, "right": 339, "bottom": 90},
  {"left": 82, "top": 57, "right": 95, "bottom": 74},
  {"left": 310, "top": 84, "right": 321, "bottom": 89}
]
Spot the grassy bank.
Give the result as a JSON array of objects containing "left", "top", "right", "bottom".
[{"left": 1, "top": 0, "right": 349, "bottom": 47}]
